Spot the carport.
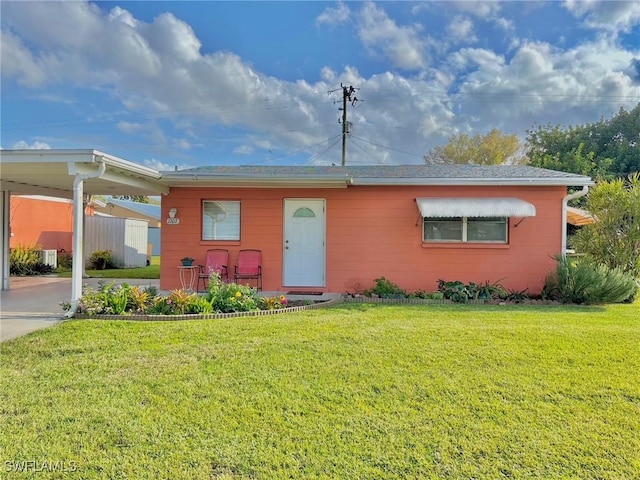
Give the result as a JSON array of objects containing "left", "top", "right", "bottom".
[{"left": 0, "top": 149, "right": 167, "bottom": 314}]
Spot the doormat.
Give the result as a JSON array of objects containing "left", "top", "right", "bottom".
[{"left": 287, "top": 291, "right": 324, "bottom": 295}]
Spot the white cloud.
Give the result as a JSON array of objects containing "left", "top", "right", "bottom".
[
  {"left": 563, "top": 0, "right": 640, "bottom": 33},
  {"left": 116, "top": 121, "right": 143, "bottom": 134},
  {"left": 320, "top": 66, "right": 337, "bottom": 82},
  {"left": 174, "top": 139, "right": 192, "bottom": 151},
  {"left": 356, "top": 2, "right": 429, "bottom": 71},
  {"left": 451, "top": 1, "right": 502, "bottom": 18},
  {"left": 12, "top": 140, "right": 51, "bottom": 149},
  {"left": 2, "top": 1, "right": 638, "bottom": 167},
  {"left": 492, "top": 17, "right": 514, "bottom": 32},
  {"left": 0, "top": 29, "right": 47, "bottom": 86},
  {"left": 234, "top": 145, "right": 254, "bottom": 155},
  {"left": 447, "top": 37, "right": 640, "bottom": 132},
  {"left": 316, "top": 1, "right": 351, "bottom": 26},
  {"left": 143, "top": 158, "right": 190, "bottom": 171},
  {"left": 447, "top": 16, "right": 477, "bottom": 44},
  {"left": 142, "top": 12, "right": 202, "bottom": 63}
]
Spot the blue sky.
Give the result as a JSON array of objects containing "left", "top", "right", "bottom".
[{"left": 1, "top": 1, "right": 639, "bottom": 170}]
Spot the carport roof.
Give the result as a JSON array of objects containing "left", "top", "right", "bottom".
[{"left": 0, "top": 149, "right": 168, "bottom": 199}]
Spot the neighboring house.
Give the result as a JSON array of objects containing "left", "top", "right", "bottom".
[
  {"left": 93, "top": 197, "right": 161, "bottom": 255},
  {"left": 9, "top": 195, "right": 74, "bottom": 251},
  {"left": 566, "top": 206, "right": 596, "bottom": 250},
  {"left": 158, "top": 165, "right": 593, "bottom": 295}
]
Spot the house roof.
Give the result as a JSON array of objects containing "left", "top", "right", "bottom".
[
  {"left": 160, "top": 165, "right": 594, "bottom": 187},
  {"left": 104, "top": 197, "right": 161, "bottom": 220},
  {"left": 567, "top": 206, "right": 595, "bottom": 226}
]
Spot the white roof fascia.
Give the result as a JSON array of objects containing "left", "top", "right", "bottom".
[
  {"left": 0, "top": 149, "right": 96, "bottom": 163},
  {"left": 95, "top": 151, "right": 163, "bottom": 179},
  {"left": 351, "top": 177, "right": 594, "bottom": 187},
  {"left": 162, "top": 175, "right": 352, "bottom": 188},
  {"left": 2, "top": 149, "right": 163, "bottom": 182},
  {"left": 65, "top": 153, "right": 168, "bottom": 194}
]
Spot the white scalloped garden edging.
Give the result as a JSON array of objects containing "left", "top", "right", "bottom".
[{"left": 73, "top": 297, "right": 344, "bottom": 321}]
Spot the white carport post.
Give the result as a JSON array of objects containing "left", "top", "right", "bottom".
[
  {"left": 1, "top": 190, "right": 10, "bottom": 290},
  {"left": 66, "top": 159, "right": 106, "bottom": 317}
]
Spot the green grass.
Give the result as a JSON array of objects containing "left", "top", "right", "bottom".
[
  {"left": 1, "top": 303, "right": 639, "bottom": 479},
  {"left": 57, "top": 264, "right": 160, "bottom": 279}
]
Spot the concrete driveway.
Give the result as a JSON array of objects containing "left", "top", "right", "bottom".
[{"left": 0, "top": 276, "right": 159, "bottom": 342}]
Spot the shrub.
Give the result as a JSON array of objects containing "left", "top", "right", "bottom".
[
  {"left": 87, "top": 250, "right": 113, "bottom": 270},
  {"left": 74, "top": 281, "right": 114, "bottom": 315},
  {"left": 437, "top": 279, "right": 507, "bottom": 303},
  {"left": 259, "top": 295, "right": 289, "bottom": 310},
  {"left": 126, "top": 285, "right": 151, "bottom": 313},
  {"left": 543, "top": 255, "right": 637, "bottom": 304},
  {"left": 56, "top": 249, "right": 73, "bottom": 269},
  {"left": 185, "top": 295, "right": 214, "bottom": 314},
  {"left": 206, "top": 272, "right": 258, "bottom": 313},
  {"left": 467, "top": 280, "right": 508, "bottom": 300},
  {"left": 505, "top": 288, "right": 529, "bottom": 302},
  {"left": 408, "top": 289, "right": 444, "bottom": 300},
  {"left": 572, "top": 173, "right": 640, "bottom": 278},
  {"left": 9, "top": 244, "right": 53, "bottom": 276},
  {"left": 437, "top": 280, "right": 472, "bottom": 303},
  {"left": 365, "top": 276, "right": 407, "bottom": 298},
  {"left": 71, "top": 281, "right": 158, "bottom": 315}
]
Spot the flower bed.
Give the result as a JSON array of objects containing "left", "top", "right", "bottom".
[
  {"left": 63, "top": 276, "right": 341, "bottom": 321},
  {"left": 74, "top": 298, "right": 342, "bottom": 321}
]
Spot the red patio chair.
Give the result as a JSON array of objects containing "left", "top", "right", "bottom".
[
  {"left": 197, "top": 249, "right": 229, "bottom": 292},
  {"left": 234, "top": 249, "right": 262, "bottom": 290}
]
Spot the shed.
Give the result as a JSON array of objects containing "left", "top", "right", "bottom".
[{"left": 85, "top": 216, "right": 149, "bottom": 268}]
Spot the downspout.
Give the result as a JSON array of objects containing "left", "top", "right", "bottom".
[
  {"left": 561, "top": 185, "right": 589, "bottom": 258},
  {"left": 65, "top": 158, "right": 106, "bottom": 317},
  {"left": 1, "top": 190, "right": 9, "bottom": 291}
]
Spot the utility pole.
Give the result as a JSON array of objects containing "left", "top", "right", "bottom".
[
  {"left": 329, "top": 84, "right": 359, "bottom": 166},
  {"left": 341, "top": 86, "right": 348, "bottom": 166}
]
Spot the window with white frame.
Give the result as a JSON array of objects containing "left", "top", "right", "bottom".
[
  {"left": 202, "top": 200, "right": 240, "bottom": 240},
  {"left": 423, "top": 216, "right": 508, "bottom": 243}
]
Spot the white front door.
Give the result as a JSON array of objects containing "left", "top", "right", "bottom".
[{"left": 283, "top": 199, "right": 325, "bottom": 287}]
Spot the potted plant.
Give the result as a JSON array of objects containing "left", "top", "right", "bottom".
[{"left": 180, "top": 256, "right": 195, "bottom": 266}]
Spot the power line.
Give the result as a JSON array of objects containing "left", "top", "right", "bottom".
[
  {"left": 350, "top": 135, "right": 424, "bottom": 159},
  {"left": 245, "top": 134, "right": 342, "bottom": 165},
  {"left": 307, "top": 136, "right": 342, "bottom": 165},
  {"left": 348, "top": 136, "right": 383, "bottom": 164}
]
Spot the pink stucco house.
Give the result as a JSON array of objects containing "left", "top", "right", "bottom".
[{"left": 158, "top": 165, "right": 593, "bottom": 295}]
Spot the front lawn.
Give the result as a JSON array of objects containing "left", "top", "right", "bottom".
[
  {"left": 57, "top": 264, "right": 160, "bottom": 279},
  {"left": 1, "top": 303, "right": 639, "bottom": 478}
]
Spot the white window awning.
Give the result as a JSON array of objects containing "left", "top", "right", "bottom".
[{"left": 416, "top": 197, "right": 536, "bottom": 218}]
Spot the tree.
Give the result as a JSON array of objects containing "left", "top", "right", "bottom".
[
  {"left": 113, "top": 195, "right": 150, "bottom": 203},
  {"left": 527, "top": 103, "right": 640, "bottom": 178},
  {"left": 424, "top": 129, "right": 525, "bottom": 165},
  {"left": 572, "top": 173, "right": 640, "bottom": 279}
]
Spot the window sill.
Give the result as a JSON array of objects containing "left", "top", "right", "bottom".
[
  {"left": 421, "top": 242, "right": 509, "bottom": 249},
  {"left": 200, "top": 240, "right": 241, "bottom": 246}
]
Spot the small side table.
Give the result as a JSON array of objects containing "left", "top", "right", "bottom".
[{"left": 178, "top": 265, "right": 199, "bottom": 292}]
